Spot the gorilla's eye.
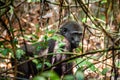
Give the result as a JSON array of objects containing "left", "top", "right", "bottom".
[
  {"left": 62, "top": 28, "right": 68, "bottom": 34},
  {"left": 71, "top": 37, "right": 74, "bottom": 41},
  {"left": 78, "top": 33, "right": 82, "bottom": 36}
]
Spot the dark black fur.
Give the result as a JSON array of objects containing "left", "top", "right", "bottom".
[{"left": 11, "top": 21, "right": 82, "bottom": 80}]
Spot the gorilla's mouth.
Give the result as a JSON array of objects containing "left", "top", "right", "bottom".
[{"left": 71, "top": 42, "right": 79, "bottom": 48}]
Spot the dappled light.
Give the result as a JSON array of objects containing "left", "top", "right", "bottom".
[{"left": 0, "top": 0, "right": 120, "bottom": 80}]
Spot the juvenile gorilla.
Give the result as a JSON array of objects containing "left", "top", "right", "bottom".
[{"left": 11, "top": 21, "right": 83, "bottom": 80}]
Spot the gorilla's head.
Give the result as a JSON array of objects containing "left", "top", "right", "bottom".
[{"left": 60, "top": 21, "right": 83, "bottom": 50}]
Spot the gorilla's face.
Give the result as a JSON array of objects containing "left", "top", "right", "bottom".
[
  {"left": 60, "top": 21, "right": 83, "bottom": 49},
  {"left": 70, "top": 32, "right": 82, "bottom": 48}
]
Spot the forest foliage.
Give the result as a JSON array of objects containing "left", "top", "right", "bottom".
[{"left": 0, "top": 0, "right": 120, "bottom": 80}]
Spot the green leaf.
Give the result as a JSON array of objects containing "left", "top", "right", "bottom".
[
  {"left": 33, "top": 76, "right": 46, "bottom": 80},
  {"left": 101, "top": 0, "right": 107, "bottom": 3},
  {"left": 63, "top": 75, "right": 74, "bottom": 80},
  {"left": 101, "top": 67, "right": 109, "bottom": 75},
  {"left": 58, "top": 42, "right": 66, "bottom": 48},
  {"left": 36, "top": 46, "right": 42, "bottom": 51},
  {"left": 89, "top": 64, "right": 96, "bottom": 71},
  {"left": 16, "top": 49, "right": 25, "bottom": 59},
  {"left": 50, "top": 34, "right": 64, "bottom": 41},
  {"left": 47, "top": 30, "right": 56, "bottom": 34},
  {"left": 75, "top": 47, "right": 82, "bottom": 53},
  {"left": 45, "top": 62, "right": 52, "bottom": 67},
  {"left": 13, "top": 38, "right": 18, "bottom": 44},
  {"left": 32, "top": 59, "right": 39, "bottom": 64},
  {"left": 115, "top": 60, "right": 120, "bottom": 68},
  {"left": 86, "top": 61, "right": 97, "bottom": 72},
  {"left": 82, "top": 18, "right": 87, "bottom": 23},
  {"left": 76, "top": 58, "right": 86, "bottom": 68},
  {"left": 9, "top": 6, "right": 14, "bottom": 14},
  {"left": 75, "top": 71, "right": 84, "bottom": 80},
  {"left": 36, "top": 63, "right": 42, "bottom": 70},
  {"left": 1, "top": 48, "right": 10, "bottom": 56},
  {"left": 41, "top": 71, "right": 60, "bottom": 80}
]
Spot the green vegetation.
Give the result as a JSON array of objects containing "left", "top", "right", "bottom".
[{"left": 0, "top": 0, "right": 120, "bottom": 80}]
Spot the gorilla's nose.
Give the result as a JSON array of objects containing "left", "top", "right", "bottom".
[{"left": 75, "top": 41, "right": 79, "bottom": 46}]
